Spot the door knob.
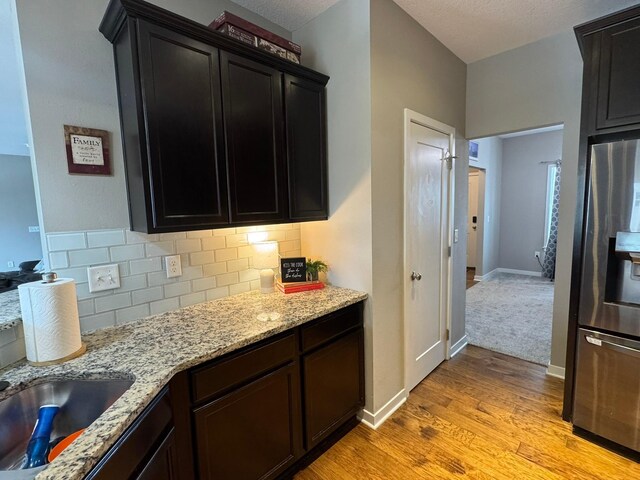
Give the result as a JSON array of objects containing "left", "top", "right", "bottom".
[{"left": 410, "top": 271, "right": 422, "bottom": 281}]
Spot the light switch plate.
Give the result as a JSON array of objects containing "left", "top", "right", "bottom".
[{"left": 87, "top": 264, "right": 121, "bottom": 293}]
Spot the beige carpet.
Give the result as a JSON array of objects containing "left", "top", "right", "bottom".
[{"left": 465, "top": 273, "right": 554, "bottom": 365}]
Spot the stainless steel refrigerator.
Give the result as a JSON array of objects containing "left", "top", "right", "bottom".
[{"left": 574, "top": 139, "right": 640, "bottom": 453}]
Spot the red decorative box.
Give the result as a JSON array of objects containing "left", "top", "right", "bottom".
[{"left": 210, "top": 11, "right": 301, "bottom": 63}]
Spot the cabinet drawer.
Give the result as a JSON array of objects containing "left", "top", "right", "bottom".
[
  {"left": 301, "top": 303, "right": 362, "bottom": 352},
  {"left": 191, "top": 333, "right": 296, "bottom": 404}
]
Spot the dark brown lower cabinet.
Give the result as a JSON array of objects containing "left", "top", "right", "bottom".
[
  {"left": 136, "top": 428, "right": 178, "bottom": 480},
  {"left": 87, "top": 302, "right": 364, "bottom": 480},
  {"left": 86, "top": 387, "right": 177, "bottom": 479},
  {"left": 302, "top": 328, "right": 364, "bottom": 449},
  {"left": 194, "top": 363, "right": 302, "bottom": 480}
]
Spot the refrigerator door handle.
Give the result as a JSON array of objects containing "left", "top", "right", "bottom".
[{"left": 586, "top": 335, "right": 640, "bottom": 359}]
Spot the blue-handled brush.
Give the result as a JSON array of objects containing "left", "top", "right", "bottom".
[{"left": 21, "top": 405, "right": 60, "bottom": 469}]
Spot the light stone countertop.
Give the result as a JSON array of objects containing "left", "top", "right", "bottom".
[
  {"left": 0, "top": 286, "right": 367, "bottom": 480},
  {"left": 0, "top": 290, "right": 21, "bottom": 331}
]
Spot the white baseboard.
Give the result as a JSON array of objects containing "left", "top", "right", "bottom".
[
  {"left": 473, "top": 269, "right": 497, "bottom": 281},
  {"left": 497, "top": 268, "right": 542, "bottom": 277},
  {"left": 360, "top": 389, "right": 407, "bottom": 429},
  {"left": 546, "top": 364, "right": 565, "bottom": 379},
  {"left": 449, "top": 335, "right": 468, "bottom": 357}
]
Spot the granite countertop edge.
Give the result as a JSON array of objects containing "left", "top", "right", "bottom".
[
  {"left": 0, "top": 289, "right": 22, "bottom": 331},
  {"left": 0, "top": 286, "right": 367, "bottom": 480}
]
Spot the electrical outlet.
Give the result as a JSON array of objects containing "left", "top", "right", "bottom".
[
  {"left": 88, "top": 264, "right": 121, "bottom": 293},
  {"left": 7, "top": 261, "right": 14, "bottom": 268},
  {"left": 165, "top": 255, "right": 182, "bottom": 278},
  {"left": 534, "top": 251, "right": 541, "bottom": 259}
]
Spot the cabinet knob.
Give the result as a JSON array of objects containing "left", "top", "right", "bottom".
[{"left": 410, "top": 272, "right": 422, "bottom": 281}]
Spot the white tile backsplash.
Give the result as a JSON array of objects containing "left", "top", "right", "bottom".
[
  {"left": 176, "top": 238, "right": 201, "bottom": 254},
  {"left": 110, "top": 244, "right": 146, "bottom": 262},
  {"left": 163, "top": 281, "right": 191, "bottom": 298},
  {"left": 94, "top": 292, "right": 132, "bottom": 313},
  {"left": 116, "top": 304, "right": 150, "bottom": 325},
  {"left": 201, "top": 236, "right": 225, "bottom": 250},
  {"left": 150, "top": 297, "right": 179, "bottom": 315},
  {"left": 215, "top": 248, "right": 238, "bottom": 262},
  {"left": 49, "top": 251, "right": 69, "bottom": 269},
  {"left": 130, "top": 257, "right": 162, "bottom": 275},
  {"left": 47, "top": 232, "right": 86, "bottom": 251},
  {"left": 68, "top": 248, "right": 110, "bottom": 267},
  {"left": 87, "top": 229, "right": 126, "bottom": 248},
  {"left": 37, "top": 225, "right": 302, "bottom": 336}
]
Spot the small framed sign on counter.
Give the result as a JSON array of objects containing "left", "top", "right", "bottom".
[
  {"left": 64, "top": 125, "right": 111, "bottom": 175},
  {"left": 280, "top": 257, "right": 307, "bottom": 283}
]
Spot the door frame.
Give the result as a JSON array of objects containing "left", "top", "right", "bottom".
[{"left": 402, "top": 108, "right": 455, "bottom": 393}]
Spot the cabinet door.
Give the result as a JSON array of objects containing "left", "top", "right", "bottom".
[
  {"left": 302, "top": 328, "right": 364, "bottom": 449},
  {"left": 284, "top": 75, "right": 328, "bottom": 221},
  {"left": 137, "top": 21, "right": 228, "bottom": 231},
  {"left": 136, "top": 428, "right": 178, "bottom": 480},
  {"left": 597, "top": 18, "right": 640, "bottom": 130},
  {"left": 221, "top": 52, "right": 287, "bottom": 224},
  {"left": 193, "top": 363, "right": 302, "bottom": 480}
]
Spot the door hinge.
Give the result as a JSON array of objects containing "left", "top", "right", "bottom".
[
  {"left": 446, "top": 329, "right": 450, "bottom": 341},
  {"left": 448, "top": 246, "right": 452, "bottom": 257}
]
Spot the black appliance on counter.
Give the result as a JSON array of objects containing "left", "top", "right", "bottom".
[{"left": 573, "top": 140, "right": 640, "bottom": 453}]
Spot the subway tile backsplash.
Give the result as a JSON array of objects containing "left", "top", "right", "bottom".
[{"left": 46, "top": 224, "right": 301, "bottom": 333}]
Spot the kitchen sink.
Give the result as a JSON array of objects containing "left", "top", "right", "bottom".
[{"left": 0, "top": 378, "right": 134, "bottom": 471}]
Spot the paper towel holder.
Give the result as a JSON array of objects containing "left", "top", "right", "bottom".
[{"left": 42, "top": 272, "right": 58, "bottom": 283}]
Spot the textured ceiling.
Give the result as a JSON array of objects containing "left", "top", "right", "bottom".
[{"left": 231, "top": 0, "right": 640, "bottom": 63}]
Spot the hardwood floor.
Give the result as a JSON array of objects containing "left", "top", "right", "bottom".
[{"left": 294, "top": 346, "right": 639, "bottom": 479}]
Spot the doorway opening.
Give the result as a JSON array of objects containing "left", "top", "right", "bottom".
[
  {"left": 466, "top": 167, "right": 485, "bottom": 288},
  {"left": 464, "top": 125, "right": 563, "bottom": 367}
]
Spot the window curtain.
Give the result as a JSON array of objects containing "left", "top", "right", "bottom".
[{"left": 542, "top": 165, "right": 561, "bottom": 280}]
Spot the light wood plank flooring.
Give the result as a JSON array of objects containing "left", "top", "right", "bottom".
[{"left": 295, "top": 346, "right": 639, "bottom": 479}]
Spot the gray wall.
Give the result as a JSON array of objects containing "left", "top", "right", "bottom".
[
  {"left": 296, "top": 0, "right": 468, "bottom": 417},
  {"left": 0, "top": 154, "right": 42, "bottom": 269},
  {"left": 0, "top": 0, "right": 28, "bottom": 156},
  {"left": 467, "top": 31, "right": 583, "bottom": 370},
  {"left": 293, "top": 0, "right": 374, "bottom": 411},
  {"left": 15, "top": 0, "right": 290, "bottom": 234},
  {"left": 369, "top": 0, "right": 467, "bottom": 409},
  {"left": 472, "top": 137, "right": 502, "bottom": 277},
  {"left": 499, "top": 130, "right": 563, "bottom": 272}
]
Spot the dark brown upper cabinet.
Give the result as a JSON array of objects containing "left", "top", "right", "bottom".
[
  {"left": 137, "top": 22, "right": 228, "bottom": 231},
  {"left": 576, "top": 7, "right": 640, "bottom": 135},
  {"left": 221, "top": 53, "right": 287, "bottom": 224},
  {"left": 285, "top": 75, "right": 328, "bottom": 221},
  {"left": 100, "top": 0, "right": 329, "bottom": 233}
]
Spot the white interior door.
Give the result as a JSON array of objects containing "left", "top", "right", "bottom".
[
  {"left": 404, "top": 114, "right": 452, "bottom": 393},
  {"left": 467, "top": 173, "right": 479, "bottom": 268}
]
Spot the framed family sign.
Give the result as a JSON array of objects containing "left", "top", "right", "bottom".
[{"left": 64, "top": 125, "right": 111, "bottom": 175}]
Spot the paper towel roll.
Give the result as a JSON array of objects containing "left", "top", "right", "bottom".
[{"left": 18, "top": 278, "right": 84, "bottom": 365}]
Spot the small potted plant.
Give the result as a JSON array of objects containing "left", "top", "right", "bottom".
[{"left": 306, "top": 259, "right": 328, "bottom": 282}]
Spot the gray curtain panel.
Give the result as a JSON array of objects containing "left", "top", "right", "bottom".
[{"left": 542, "top": 165, "right": 561, "bottom": 280}]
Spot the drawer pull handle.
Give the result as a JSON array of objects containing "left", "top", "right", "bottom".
[{"left": 586, "top": 335, "right": 640, "bottom": 359}]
